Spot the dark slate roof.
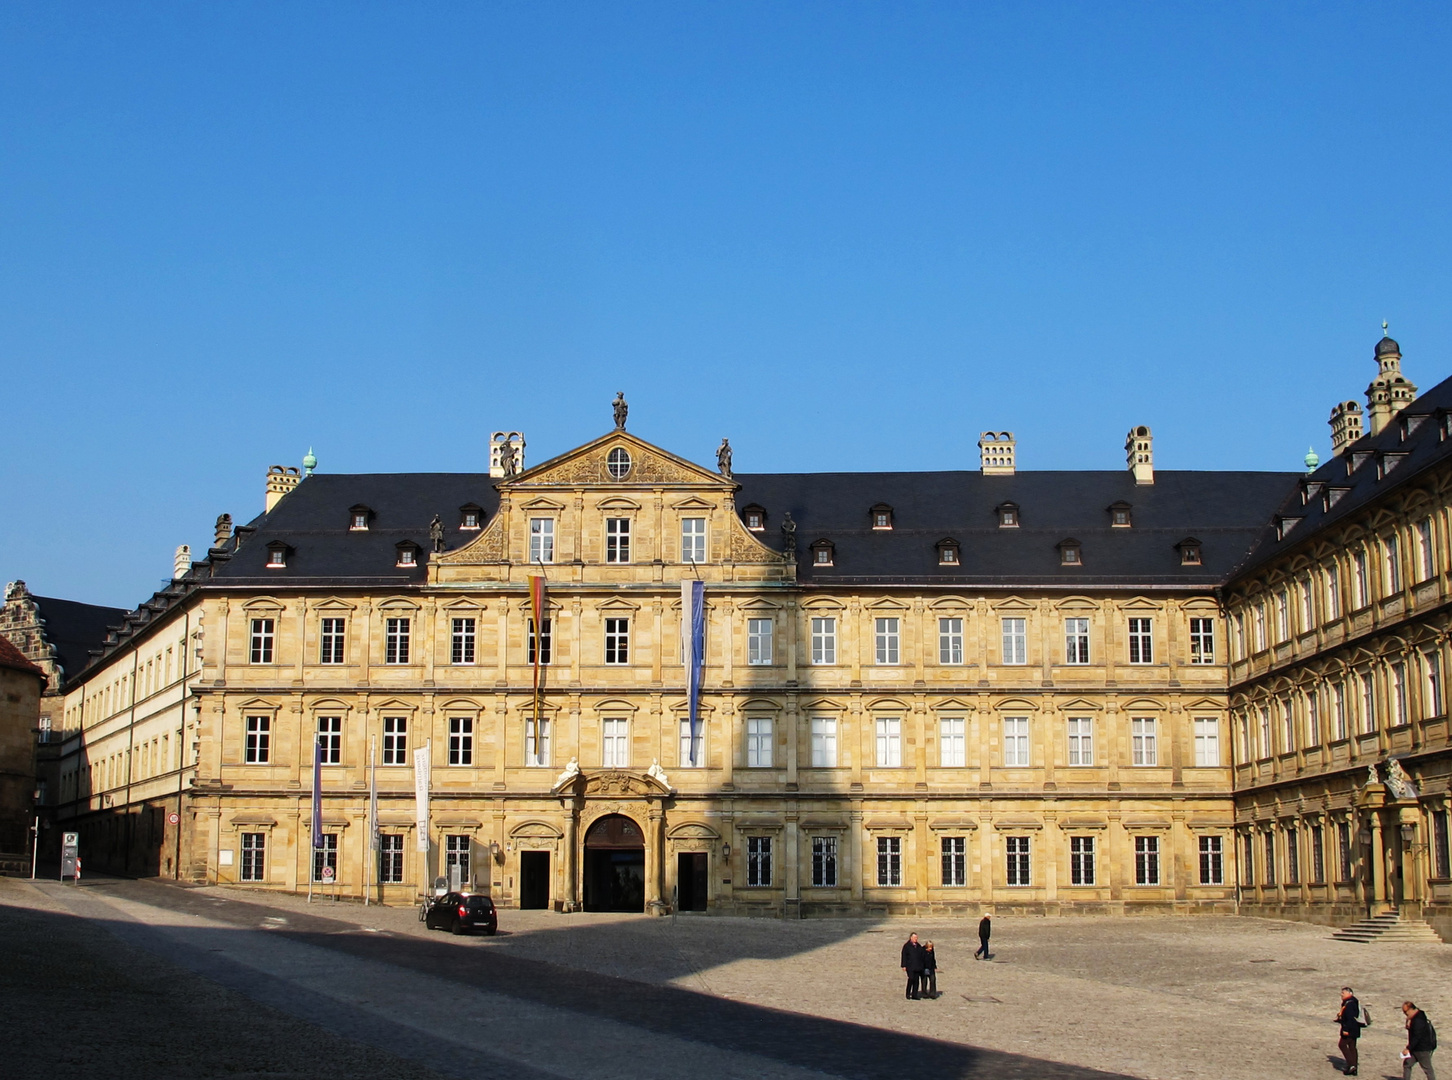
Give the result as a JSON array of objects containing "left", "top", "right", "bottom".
[
  {"left": 735, "top": 470, "right": 1299, "bottom": 588},
  {"left": 30, "top": 595, "right": 130, "bottom": 680},
  {"left": 1235, "top": 371, "right": 1452, "bottom": 578},
  {"left": 214, "top": 466, "right": 1300, "bottom": 590},
  {"left": 0, "top": 635, "right": 45, "bottom": 681}
]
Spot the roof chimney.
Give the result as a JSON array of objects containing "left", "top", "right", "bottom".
[
  {"left": 173, "top": 544, "right": 192, "bottom": 579},
  {"left": 1329, "top": 400, "right": 1364, "bottom": 456},
  {"left": 1126, "top": 426, "right": 1153, "bottom": 485},
  {"left": 490, "top": 431, "right": 526, "bottom": 478},
  {"left": 214, "top": 514, "right": 233, "bottom": 546},
  {"left": 265, "top": 465, "right": 301, "bottom": 511},
  {"left": 978, "top": 432, "right": 1015, "bottom": 475}
]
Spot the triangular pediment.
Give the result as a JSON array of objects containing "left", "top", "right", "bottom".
[{"left": 505, "top": 430, "right": 733, "bottom": 490}]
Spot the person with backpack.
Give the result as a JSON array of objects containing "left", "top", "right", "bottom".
[
  {"left": 1336, "top": 986, "right": 1364, "bottom": 1075},
  {"left": 1401, "top": 1001, "right": 1436, "bottom": 1080}
]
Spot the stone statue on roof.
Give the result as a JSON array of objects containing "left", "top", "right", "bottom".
[
  {"left": 429, "top": 515, "right": 445, "bottom": 553},
  {"left": 613, "top": 392, "right": 628, "bottom": 430},
  {"left": 717, "top": 438, "right": 732, "bottom": 477},
  {"left": 781, "top": 512, "right": 797, "bottom": 559},
  {"left": 499, "top": 440, "right": 519, "bottom": 478}
]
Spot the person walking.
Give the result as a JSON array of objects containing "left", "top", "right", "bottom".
[
  {"left": 974, "top": 914, "right": 992, "bottom": 960},
  {"left": 1402, "top": 1001, "right": 1437, "bottom": 1080},
  {"left": 901, "top": 933, "right": 926, "bottom": 999},
  {"left": 922, "top": 941, "right": 939, "bottom": 999},
  {"left": 1336, "top": 986, "right": 1363, "bottom": 1075}
]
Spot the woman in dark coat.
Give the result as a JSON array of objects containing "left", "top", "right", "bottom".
[{"left": 922, "top": 941, "right": 939, "bottom": 999}]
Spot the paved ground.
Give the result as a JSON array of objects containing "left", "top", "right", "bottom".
[{"left": 5, "top": 876, "right": 1451, "bottom": 1080}]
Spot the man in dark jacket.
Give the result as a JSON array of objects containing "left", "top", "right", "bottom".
[
  {"left": 974, "top": 914, "right": 992, "bottom": 960},
  {"left": 1402, "top": 1001, "right": 1436, "bottom": 1080},
  {"left": 1336, "top": 987, "right": 1363, "bottom": 1075},
  {"left": 901, "top": 933, "right": 926, "bottom": 999}
]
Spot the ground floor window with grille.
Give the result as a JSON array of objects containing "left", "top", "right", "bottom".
[
  {"left": 812, "top": 836, "right": 837, "bottom": 887},
  {"left": 746, "top": 836, "right": 772, "bottom": 886},
  {"left": 1070, "top": 836, "right": 1096, "bottom": 885},
  {"left": 1435, "top": 810, "right": 1451, "bottom": 879},
  {"left": 1134, "top": 836, "right": 1160, "bottom": 885},
  {"left": 941, "top": 836, "right": 966, "bottom": 886},
  {"left": 240, "top": 832, "right": 266, "bottom": 882},
  {"left": 312, "top": 834, "right": 338, "bottom": 883},
  {"left": 875, "top": 836, "right": 902, "bottom": 886},
  {"left": 1243, "top": 834, "right": 1255, "bottom": 885},
  {"left": 1005, "top": 836, "right": 1031, "bottom": 886},
  {"left": 379, "top": 834, "right": 404, "bottom": 884},
  {"left": 1311, "top": 825, "right": 1326, "bottom": 883},
  {"left": 1198, "top": 835, "right": 1223, "bottom": 885},
  {"left": 1263, "top": 833, "right": 1276, "bottom": 886},
  {"left": 1286, "top": 827, "right": 1300, "bottom": 884},
  {"left": 446, "top": 835, "right": 470, "bottom": 886},
  {"left": 1338, "top": 822, "right": 1354, "bottom": 882}
]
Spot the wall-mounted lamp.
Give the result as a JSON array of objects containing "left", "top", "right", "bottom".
[
  {"left": 1358, "top": 830, "right": 1373, "bottom": 845},
  {"left": 489, "top": 840, "right": 502, "bottom": 863},
  {"left": 721, "top": 843, "right": 731, "bottom": 857},
  {"left": 1401, "top": 823, "right": 1418, "bottom": 842}
]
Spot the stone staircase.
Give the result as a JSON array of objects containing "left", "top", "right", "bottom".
[{"left": 1331, "top": 913, "right": 1445, "bottom": 944}]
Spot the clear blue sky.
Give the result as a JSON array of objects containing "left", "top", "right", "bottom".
[{"left": 3, "top": 3, "right": 1450, "bottom": 607}]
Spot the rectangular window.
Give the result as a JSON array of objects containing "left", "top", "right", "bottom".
[
  {"left": 1001, "top": 618, "right": 1027, "bottom": 665},
  {"left": 1327, "top": 564, "right": 1342, "bottom": 619},
  {"left": 240, "top": 833, "right": 266, "bottom": 882},
  {"left": 604, "top": 618, "right": 629, "bottom": 665},
  {"left": 1282, "top": 698, "right": 1296, "bottom": 751},
  {"left": 1070, "top": 836, "right": 1096, "bottom": 885},
  {"left": 1064, "top": 618, "right": 1090, "bottom": 664},
  {"left": 1193, "top": 718, "right": 1219, "bottom": 767},
  {"left": 1418, "top": 518, "right": 1436, "bottom": 582},
  {"left": 1003, "top": 716, "right": 1029, "bottom": 767},
  {"left": 1334, "top": 682, "right": 1348, "bottom": 740},
  {"left": 939, "top": 717, "right": 966, "bottom": 767},
  {"left": 874, "top": 618, "right": 900, "bottom": 665},
  {"left": 938, "top": 617, "right": 964, "bottom": 665},
  {"left": 1131, "top": 718, "right": 1157, "bottom": 766},
  {"left": 1135, "top": 835, "right": 1161, "bottom": 885},
  {"left": 249, "top": 618, "right": 275, "bottom": 664},
  {"left": 605, "top": 517, "right": 631, "bottom": 564},
  {"left": 1195, "top": 835, "right": 1222, "bottom": 885},
  {"left": 1300, "top": 581, "right": 1314, "bottom": 630},
  {"left": 1338, "top": 822, "right": 1353, "bottom": 882},
  {"left": 746, "top": 618, "right": 773, "bottom": 665},
  {"left": 529, "top": 518, "right": 555, "bottom": 563},
  {"left": 1067, "top": 717, "right": 1093, "bottom": 766},
  {"left": 448, "top": 717, "right": 474, "bottom": 766},
  {"left": 1189, "top": 617, "right": 1215, "bottom": 665},
  {"left": 1263, "top": 832, "right": 1276, "bottom": 886},
  {"left": 746, "top": 836, "right": 772, "bottom": 886},
  {"left": 1386, "top": 539, "right": 1402, "bottom": 594},
  {"left": 810, "top": 617, "right": 836, "bottom": 665},
  {"left": 1005, "top": 836, "right": 1031, "bottom": 886},
  {"left": 245, "top": 716, "right": 271, "bottom": 764},
  {"left": 525, "top": 718, "right": 549, "bottom": 767},
  {"left": 1361, "top": 671, "right": 1376, "bottom": 733},
  {"left": 317, "top": 716, "right": 342, "bottom": 765},
  {"left": 746, "top": 718, "right": 773, "bottom": 768},
  {"left": 875, "top": 717, "right": 902, "bottom": 767},
  {"left": 810, "top": 717, "right": 837, "bottom": 767},
  {"left": 601, "top": 717, "right": 629, "bottom": 768},
  {"left": 446, "top": 834, "right": 470, "bottom": 884},
  {"left": 379, "top": 834, "right": 404, "bottom": 884},
  {"left": 382, "top": 716, "right": 407, "bottom": 765},
  {"left": 1434, "top": 810, "right": 1450, "bottom": 879},
  {"left": 528, "top": 618, "right": 552, "bottom": 665},
  {"left": 681, "top": 518, "right": 706, "bottom": 563},
  {"left": 1259, "top": 707, "right": 1272, "bottom": 757},
  {"left": 320, "top": 618, "right": 345, "bottom": 665},
  {"left": 679, "top": 719, "right": 702, "bottom": 768},
  {"left": 1312, "top": 825, "right": 1326, "bottom": 884},
  {"left": 312, "top": 834, "right": 339, "bottom": 883},
  {"left": 1242, "top": 834, "right": 1255, "bottom": 886},
  {"left": 1286, "top": 827, "right": 1300, "bottom": 884},
  {"left": 876, "top": 836, "right": 902, "bottom": 886},
  {"left": 1306, "top": 690, "right": 1320, "bottom": 746},
  {"left": 1392, "top": 662, "right": 1408, "bottom": 726},
  {"left": 385, "top": 618, "right": 410, "bottom": 665},
  {"left": 1427, "top": 651, "right": 1444, "bottom": 718},
  {"left": 941, "top": 836, "right": 967, "bottom": 886},
  {"left": 1276, "top": 592, "right": 1289, "bottom": 642},
  {"left": 451, "top": 618, "right": 476, "bottom": 665},
  {"left": 1254, "top": 606, "right": 1266, "bottom": 651},
  {"left": 1127, "top": 618, "right": 1153, "bottom": 664},
  {"left": 811, "top": 836, "right": 837, "bottom": 887},
  {"left": 1353, "top": 549, "right": 1368, "bottom": 607}
]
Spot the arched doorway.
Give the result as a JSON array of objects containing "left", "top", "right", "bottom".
[{"left": 584, "top": 814, "right": 646, "bottom": 912}]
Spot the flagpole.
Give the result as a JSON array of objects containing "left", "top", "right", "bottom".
[
  {"left": 308, "top": 736, "right": 322, "bottom": 904},
  {"left": 365, "top": 735, "right": 376, "bottom": 906}
]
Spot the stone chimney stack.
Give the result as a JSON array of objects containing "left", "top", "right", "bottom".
[
  {"left": 1365, "top": 332, "right": 1417, "bottom": 436},
  {"left": 214, "top": 514, "right": 233, "bottom": 546},
  {"left": 489, "top": 431, "right": 526, "bottom": 478},
  {"left": 978, "top": 432, "right": 1015, "bottom": 475},
  {"left": 1126, "top": 426, "right": 1154, "bottom": 485},
  {"left": 1329, "top": 400, "right": 1364, "bottom": 456},
  {"left": 265, "top": 465, "right": 301, "bottom": 511},
  {"left": 173, "top": 544, "right": 192, "bottom": 580}
]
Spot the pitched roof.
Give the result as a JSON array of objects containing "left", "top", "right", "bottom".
[
  {"left": 29, "top": 595, "right": 130, "bottom": 680},
  {"left": 0, "top": 634, "right": 46, "bottom": 682}
]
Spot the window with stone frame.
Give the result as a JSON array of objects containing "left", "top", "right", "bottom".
[
  {"left": 1134, "top": 835, "right": 1160, "bottom": 885},
  {"left": 811, "top": 835, "right": 837, "bottom": 886},
  {"left": 941, "top": 836, "right": 967, "bottom": 886},
  {"left": 746, "top": 836, "right": 772, "bottom": 886},
  {"left": 1069, "top": 835, "right": 1095, "bottom": 885},
  {"left": 876, "top": 836, "right": 902, "bottom": 886}
]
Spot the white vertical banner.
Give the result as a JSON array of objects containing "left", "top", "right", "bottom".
[{"left": 413, "top": 741, "right": 431, "bottom": 853}]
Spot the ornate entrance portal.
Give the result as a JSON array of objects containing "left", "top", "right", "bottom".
[{"left": 584, "top": 814, "right": 646, "bottom": 912}]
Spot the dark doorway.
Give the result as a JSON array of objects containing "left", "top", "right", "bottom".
[
  {"left": 584, "top": 814, "right": 646, "bottom": 912},
  {"left": 677, "top": 852, "right": 708, "bottom": 912},
  {"left": 520, "top": 851, "right": 550, "bottom": 910}
]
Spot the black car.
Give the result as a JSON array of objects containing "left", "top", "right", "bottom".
[{"left": 424, "top": 892, "right": 498, "bottom": 935}]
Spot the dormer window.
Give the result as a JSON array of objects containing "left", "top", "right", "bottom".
[
  {"left": 1376, "top": 452, "right": 1408, "bottom": 479},
  {"left": 1058, "top": 538, "right": 1083, "bottom": 566},
  {"left": 742, "top": 505, "right": 767, "bottom": 531},
  {"left": 265, "top": 543, "right": 291, "bottom": 568},
  {"left": 459, "top": 503, "right": 484, "bottom": 530},
  {"left": 349, "top": 505, "right": 372, "bottom": 531},
  {"left": 395, "top": 541, "right": 420, "bottom": 567},
  {"left": 936, "top": 538, "right": 960, "bottom": 565},
  {"left": 1401, "top": 414, "right": 1429, "bottom": 441},
  {"left": 1176, "top": 537, "right": 1203, "bottom": 566},
  {"left": 996, "top": 502, "right": 1019, "bottom": 528},
  {"left": 870, "top": 504, "right": 893, "bottom": 530},
  {"left": 1300, "top": 480, "right": 1324, "bottom": 505},
  {"left": 1108, "top": 501, "right": 1133, "bottom": 528},
  {"left": 810, "top": 539, "right": 835, "bottom": 566}
]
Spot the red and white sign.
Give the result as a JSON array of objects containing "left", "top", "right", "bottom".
[{"left": 167, "top": 812, "right": 180, "bottom": 825}]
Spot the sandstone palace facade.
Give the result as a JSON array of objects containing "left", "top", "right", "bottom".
[{"left": 26, "top": 335, "right": 1452, "bottom": 929}]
